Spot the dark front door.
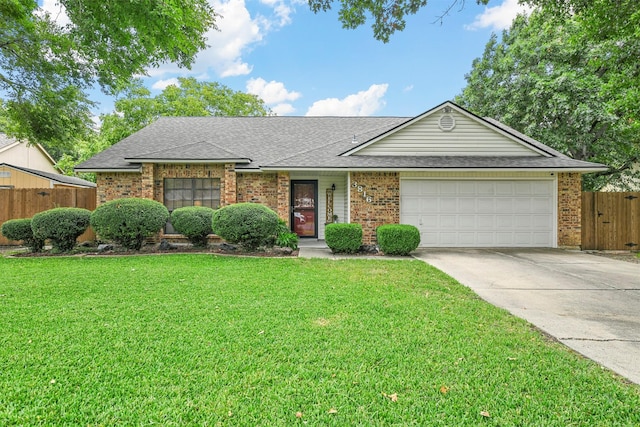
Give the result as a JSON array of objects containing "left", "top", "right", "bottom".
[{"left": 291, "top": 180, "right": 317, "bottom": 237}]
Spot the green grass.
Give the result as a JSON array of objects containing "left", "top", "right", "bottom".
[{"left": 1, "top": 255, "right": 638, "bottom": 426}]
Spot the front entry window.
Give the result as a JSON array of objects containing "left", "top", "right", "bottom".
[
  {"left": 291, "top": 181, "right": 317, "bottom": 237},
  {"left": 164, "top": 178, "right": 220, "bottom": 233}
]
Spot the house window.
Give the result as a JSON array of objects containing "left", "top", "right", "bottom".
[{"left": 164, "top": 178, "right": 221, "bottom": 233}]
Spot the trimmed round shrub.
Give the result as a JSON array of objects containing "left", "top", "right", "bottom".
[
  {"left": 31, "top": 207, "right": 91, "bottom": 252},
  {"left": 170, "top": 206, "right": 215, "bottom": 247},
  {"left": 376, "top": 224, "right": 421, "bottom": 255},
  {"left": 325, "top": 223, "right": 362, "bottom": 254},
  {"left": 211, "top": 203, "right": 279, "bottom": 251},
  {"left": 1, "top": 218, "right": 44, "bottom": 252},
  {"left": 91, "top": 198, "right": 169, "bottom": 250}
]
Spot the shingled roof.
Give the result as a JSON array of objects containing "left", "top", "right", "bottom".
[
  {"left": 75, "top": 102, "right": 607, "bottom": 173},
  {"left": 1, "top": 163, "right": 96, "bottom": 187},
  {"left": 76, "top": 116, "right": 410, "bottom": 171}
]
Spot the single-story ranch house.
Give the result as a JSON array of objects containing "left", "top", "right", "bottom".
[{"left": 76, "top": 101, "right": 606, "bottom": 248}]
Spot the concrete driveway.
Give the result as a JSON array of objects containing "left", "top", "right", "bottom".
[{"left": 413, "top": 248, "right": 640, "bottom": 384}]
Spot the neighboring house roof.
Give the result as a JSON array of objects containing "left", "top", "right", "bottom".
[
  {"left": 0, "top": 134, "right": 14, "bottom": 150},
  {"left": 0, "top": 133, "right": 57, "bottom": 167},
  {"left": 75, "top": 101, "right": 607, "bottom": 173},
  {"left": 0, "top": 163, "right": 96, "bottom": 188}
]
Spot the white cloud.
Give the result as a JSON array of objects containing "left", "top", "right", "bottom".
[
  {"left": 197, "top": 0, "right": 263, "bottom": 77},
  {"left": 403, "top": 85, "right": 414, "bottom": 93},
  {"left": 305, "top": 84, "right": 389, "bottom": 116},
  {"left": 151, "top": 78, "right": 180, "bottom": 90},
  {"left": 466, "top": 0, "right": 533, "bottom": 31},
  {"left": 246, "top": 78, "right": 301, "bottom": 104},
  {"left": 90, "top": 115, "right": 102, "bottom": 129},
  {"left": 37, "top": 0, "right": 71, "bottom": 26},
  {"left": 148, "top": 0, "right": 301, "bottom": 79},
  {"left": 246, "top": 78, "right": 301, "bottom": 116},
  {"left": 259, "top": 0, "right": 304, "bottom": 28},
  {"left": 271, "top": 103, "right": 296, "bottom": 115}
]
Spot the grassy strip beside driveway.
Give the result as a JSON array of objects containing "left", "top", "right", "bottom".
[{"left": 1, "top": 255, "right": 639, "bottom": 425}]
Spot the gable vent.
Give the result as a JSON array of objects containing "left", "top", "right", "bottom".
[{"left": 438, "top": 113, "right": 456, "bottom": 131}]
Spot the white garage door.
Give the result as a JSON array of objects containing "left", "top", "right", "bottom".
[{"left": 400, "top": 179, "right": 555, "bottom": 247}]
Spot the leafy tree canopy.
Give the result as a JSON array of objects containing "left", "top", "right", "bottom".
[
  {"left": 0, "top": 0, "right": 216, "bottom": 147},
  {"left": 308, "top": 0, "right": 489, "bottom": 42},
  {"left": 456, "top": 9, "right": 639, "bottom": 190},
  {"left": 98, "top": 77, "right": 271, "bottom": 147},
  {"left": 310, "top": 0, "right": 638, "bottom": 46}
]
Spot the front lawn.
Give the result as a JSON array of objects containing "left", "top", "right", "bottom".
[{"left": 1, "top": 255, "right": 638, "bottom": 425}]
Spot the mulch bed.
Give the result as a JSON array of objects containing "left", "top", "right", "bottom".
[{"left": 1, "top": 243, "right": 299, "bottom": 258}]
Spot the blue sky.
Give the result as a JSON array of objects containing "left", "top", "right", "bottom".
[{"left": 41, "top": 0, "right": 531, "bottom": 118}]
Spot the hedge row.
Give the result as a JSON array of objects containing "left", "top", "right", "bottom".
[
  {"left": 325, "top": 223, "right": 420, "bottom": 255},
  {"left": 0, "top": 199, "right": 168, "bottom": 253},
  {"left": 1, "top": 208, "right": 92, "bottom": 253},
  {"left": 2, "top": 198, "right": 421, "bottom": 255}
]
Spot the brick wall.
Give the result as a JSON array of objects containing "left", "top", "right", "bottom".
[
  {"left": 277, "top": 171, "right": 290, "bottom": 225},
  {"left": 141, "top": 164, "right": 154, "bottom": 199},
  {"left": 96, "top": 172, "right": 143, "bottom": 205},
  {"left": 557, "top": 172, "right": 582, "bottom": 247},
  {"left": 349, "top": 172, "right": 400, "bottom": 244},
  {"left": 236, "top": 172, "right": 278, "bottom": 211},
  {"left": 224, "top": 164, "right": 237, "bottom": 206}
]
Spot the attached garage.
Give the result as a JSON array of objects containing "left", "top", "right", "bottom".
[{"left": 401, "top": 178, "right": 556, "bottom": 247}]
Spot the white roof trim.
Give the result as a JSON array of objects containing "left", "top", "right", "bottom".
[
  {"left": 76, "top": 167, "right": 142, "bottom": 173},
  {"left": 1, "top": 163, "right": 97, "bottom": 187},
  {"left": 0, "top": 140, "right": 57, "bottom": 166},
  {"left": 0, "top": 140, "right": 19, "bottom": 154},
  {"left": 36, "top": 143, "right": 57, "bottom": 166},
  {"left": 260, "top": 166, "right": 608, "bottom": 173},
  {"left": 340, "top": 101, "right": 553, "bottom": 158},
  {"left": 123, "top": 158, "right": 251, "bottom": 164}
]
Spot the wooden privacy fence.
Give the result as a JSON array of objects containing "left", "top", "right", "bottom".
[
  {"left": 582, "top": 192, "right": 640, "bottom": 250},
  {"left": 0, "top": 188, "right": 97, "bottom": 245}
]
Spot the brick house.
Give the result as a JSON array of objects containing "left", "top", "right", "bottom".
[{"left": 76, "top": 101, "right": 606, "bottom": 248}]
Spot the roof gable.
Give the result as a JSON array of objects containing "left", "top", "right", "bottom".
[
  {"left": 342, "top": 102, "right": 551, "bottom": 158},
  {"left": 0, "top": 134, "right": 58, "bottom": 172}
]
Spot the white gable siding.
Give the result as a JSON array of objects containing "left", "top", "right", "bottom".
[
  {"left": 355, "top": 111, "right": 540, "bottom": 157},
  {"left": 0, "top": 142, "right": 57, "bottom": 173}
]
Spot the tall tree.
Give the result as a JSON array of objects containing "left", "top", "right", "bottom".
[
  {"left": 526, "top": 0, "right": 640, "bottom": 128},
  {"left": 0, "top": 0, "right": 215, "bottom": 148},
  {"left": 456, "top": 9, "right": 639, "bottom": 190},
  {"left": 57, "top": 78, "right": 270, "bottom": 179},
  {"left": 309, "top": 0, "right": 638, "bottom": 46},
  {"left": 99, "top": 78, "right": 271, "bottom": 147},
  {"left": 308, "top": 0, "right": 489, "bottom": 42}
]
